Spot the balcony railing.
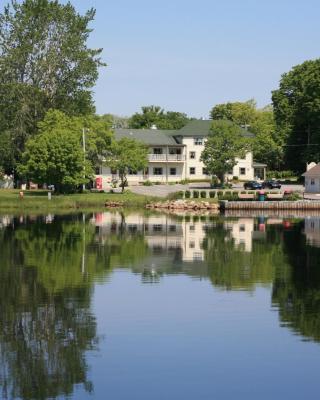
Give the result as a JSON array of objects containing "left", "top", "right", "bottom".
[{"left": 148, "top": 154, "right": 185, "bottom": 162}]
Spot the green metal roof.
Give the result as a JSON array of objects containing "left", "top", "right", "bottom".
[
  {"left": 176, "top": 120, "right": 255, "bottom": 138},
  {"left": 114, "top": 120, "right": 254, "bottom": 146},
  {"left": 114, "top": 129, "right": 179, "bottom": 146}
]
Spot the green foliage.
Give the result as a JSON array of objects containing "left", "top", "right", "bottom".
[
  {"left": 210, "top": 99, "right": 257, "bottom": 126},
  {"left": 209, "top": 191, "right": 216, "bottom": 198},
  {"left": 18, "top": 126, "right": 91, "bottom": 193},
  {"left": 201, "top": 120, "right": 249, "bottom": 183},
  {"left": 272, "top": 59, "right": 320, "bottom": 173},
  {"left": 105, "top": 138, "right": 148, "bottom": 192},
  {"left": 193, "top": 190, "right": 199, "bottom": 198},
  {"left": 128, "top": 105, "right": 191, "bottom": 129},
  {"left": 266, "top": 170, "right": 296, "bottom": 179},
  {"left": 142, "top": 180, "right": 153, "bottom": 186},
  {"left": 210, "top": 100, "right": 283, "bottom": 170},
  {"left": 17, "top": 109, "right": 112, "bottom": 193},
  {"left": 185, "top": 190, "right": 191, "bottom": 198},
  {"left": 0, "top": 0, "right": 105, "bottom": 171}
]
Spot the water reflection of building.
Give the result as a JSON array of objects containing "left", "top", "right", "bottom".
[
  {"left": 92, "top": 213, "right": 264, "bottom": 262},
  {"left": 304, "top": 217, "right": 320, "bottom": 247}
]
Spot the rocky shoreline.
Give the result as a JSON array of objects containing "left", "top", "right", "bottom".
[{"left": 145, "top": 200, "right": 219, "bottom": 211}]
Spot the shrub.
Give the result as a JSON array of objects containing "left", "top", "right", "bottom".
[
  {"left": 143, "top": 180, "right": 153, "bottom": 186},
  {"left": 180, "top": 179, "right": 190, "bottom": 185},
  {"left": 266, "top": 170, "right": 296, "bottom": 179},
  {"left": 209, "top": 191, "right": 216, "bottom": 198},
  {"left": 185, "top": 190, "right": 191, "bottom": 198},
  {"left": 200, "top": 191, "right": 207, "bottom": 198},
  {"left": 217, "top": 190, "right": 223, "bottom": 197},
  {"left": 193, "top": 190, "right": 199, "bottom": 198},
  {"left": 233, "top": 176, "right": 239, "bottom": 181},
  {"left": 155, "top": 181, "right": 162, "bottom": 185}
]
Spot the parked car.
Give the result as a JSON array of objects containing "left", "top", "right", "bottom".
[
  {"left": 262, "top": 180, "right": 281, "bottom": 189},
  {"left": 243, "top": 181, "right": 262, "bottom": 190}
]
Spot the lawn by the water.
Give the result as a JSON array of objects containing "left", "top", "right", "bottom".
[{"left": 0, "top": 189, "right": 155, "bottom": 211}]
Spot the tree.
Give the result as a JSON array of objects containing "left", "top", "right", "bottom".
[
  {"left": 37, "top": 110, "right": 113, "bottom": 170},
  {"left": 210, "top": 100, "right": 284, "bottom": 170},
  {"left": 272, "top": 59, "right": 320, "bottom": 173},
  {"left": 0, "top": 0, "right": 105, "bottom": 171},
  {"left": 17, "top": 119, "right": 93, "bottom": 193},
  {"left": 105, "top": 138, "right": 148, "bottom": 192},
  {"left": 210, "top": 99, "right": 257, "bottom": 126},
  {"left": 128, "top": 106, "right": 191, "bottom": 129},
  {"left": 250, "top": 108, "right": 283, "bottom": 169},
  {"left": 200, "top": 120, "right": 250, "bottom": 183}
]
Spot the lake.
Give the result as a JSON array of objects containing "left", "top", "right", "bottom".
[{"left": 0, "top": 210, "right": 320, "bottom": 399}]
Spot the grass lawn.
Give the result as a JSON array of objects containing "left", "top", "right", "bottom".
[{"left": 0, "top": 189, "right": 156, "bottom": 211}]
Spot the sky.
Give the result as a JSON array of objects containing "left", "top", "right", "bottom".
[{"left": 63, "top": 0, "right": 320, "bottom": 118}]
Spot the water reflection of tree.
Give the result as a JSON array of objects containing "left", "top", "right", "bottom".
[
  {"left": 0, "top": 213, "right": 150, "bottom": 399},
  {"left": 204, "top": 223, "right": 285, "bottom": 291},
  {"left": 0, "top": 216, "right": 98, "bottom": 399},
  {"left": 272, "top": 222, "right": 320, "bottom": 342}
]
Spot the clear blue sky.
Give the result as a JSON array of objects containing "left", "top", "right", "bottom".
[{"left": 65, "top": 0, "right": 320, "bottom": 118}]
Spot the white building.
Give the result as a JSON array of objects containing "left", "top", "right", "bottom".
[
  {"left": 96, "top": 120, "right": 266, "bottom": 188},
  {"left": 303, "top": 162, "right": 320, "bottom": 193}
]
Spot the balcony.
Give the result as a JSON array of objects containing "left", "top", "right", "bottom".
[{"left": 148, "top": 154, "right": 185, "bottom": 162}]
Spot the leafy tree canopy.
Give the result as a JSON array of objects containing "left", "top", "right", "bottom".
[
  {"left": 17, "top": 109, "right": 113, "bottom": 192},
  {"left": 128, "top": 105, "right": 191, "bottom": 130},
  {"left": 0, "top": 0, "right": 105, "bottom": 172},
  {"left": 210, "top": 100, "right": 283, "bottom": 169},
  {"left": 272, "top": 58, "right": 320, "bottom": 173},
  {"left": 105, "top": 137, "right": 148, "bottom": 192},
  {"left": 200, "top": 120, "right": 250, "bottom": 183}
]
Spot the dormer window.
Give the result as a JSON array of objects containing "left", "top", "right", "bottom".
[{"left": 194, "top": 137, "right": 203, "bottom": 146}]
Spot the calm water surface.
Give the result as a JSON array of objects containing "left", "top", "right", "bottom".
[{"left": 1, "top": 211, "right": 320, "bottom": 399}]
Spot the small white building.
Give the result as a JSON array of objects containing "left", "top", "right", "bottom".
[
  {"left": 303, "top": 162, "right": 320, "bottom": 193},
  {"left": 96, "top": 120, "right": 266, "bottom": 188}
]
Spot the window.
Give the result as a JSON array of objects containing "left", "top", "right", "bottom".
[
  {"left": 240, "top": 167, "right": 246, "bottom": 175},
  {"left": 189, "top": 241, "right": 195, "bottom": 249},
  {"left": 194, "top": 137, "right": 203, "bottom": 145},
  {"left": 169, "top": 225, "right": 176, "bottom": 232},
  {"left": 144, "top": 167, "right": 149, "bottom": 175},
  {"left": 202, "top": 167, "right": 208, "bottom": 175},
  {"left": 190, "top": 151, "right": 196, "bottom": 159},
  {"left": 153, "top": 167, "right": 163, "bottom": 175},
  {"left": 311, "top": 178, "right": 315, "bottom": 185},
  {"left": 189, "top": 225, "right": 195, "bottom": 231},
  {"left": 153, "top": 224, "right": 163, "bottom": 232},
  {"left": 153, "top": 148, "right": 162, "bottom": 154},
  {"left": 170, "top": 168, "right": 176, "bottom": 175},
  {"left": 239, "top": 225, "right": 246, "bottom": 232},
  {"left": 189, "top": 167, "right": 196, "bottom": 175},
  {"left": 95, "top": 166, "right": 101, "bottom": 174},
  {"left": 128, "top": 169, "right": 137, "bottom": 175}
]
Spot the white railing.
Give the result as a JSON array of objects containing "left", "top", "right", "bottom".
[
  {"left": 148, "top": 154, "right": 185, "bottom": 161},
  {"left": 148, "top": 154, "right": 167, "bottom": 161},
  {"left": 167, "top": 154, "right": 184, "bottom": 161}
]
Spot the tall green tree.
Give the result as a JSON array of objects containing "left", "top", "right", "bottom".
[
  {"left": 210, "top": 99, "right": 257, "bottom": 126},
  {"left": 200, "top": 120, "right": 250, "bottom": 183},
  {"left": 128, "top": 105, "right": 191, "bottom": 129},
  {"left": 272, "top": 59, "right": 320, "bottom": 173},
  {"left": 16, "top": 109, "right": 113, "bottom": 192},
  {"left": 105, "top": 138, "right": 148, "bottom": 192},
  {"left": 0, "top": 0, "right": 105, "bottom": 172},
  {"left": 210, "top": 100, "right": 283, "bottom": 169}
]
